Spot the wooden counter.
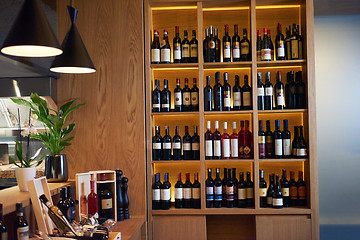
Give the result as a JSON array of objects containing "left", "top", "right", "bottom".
[{"left": 112, "top": 216, "right": 146, "bottom": 240}]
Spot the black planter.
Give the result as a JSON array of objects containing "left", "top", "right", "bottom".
[{"left": 45, "top": 154, "right": 68, "bottom": 182}]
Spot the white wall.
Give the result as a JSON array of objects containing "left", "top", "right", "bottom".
[{"left": 315, "top": 14, "right": 360, "bottom": 224}]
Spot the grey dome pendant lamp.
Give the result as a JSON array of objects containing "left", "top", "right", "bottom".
[
  {"left": 50, "top": 5, "right": 96, "bottom": 74},
  {"left": 1, "top": 0, "right": 63, "bottom": 57}
]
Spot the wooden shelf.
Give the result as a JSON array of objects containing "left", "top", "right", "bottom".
[
  {"left": 152, "top": 160, "right": 200, "bottom": 164},
  {"left": 151, "top": 63, "right": 198, "bottom": 69},
  {"left": 259, "top": 158, "right": 308, "bottom": 163},
  {"left": 151, "top": 111, "right": 199, "bottom": 116},
  {"left": 204, "top": 110, "right": 253, "bottom": 115},
  {"left": 203, "top": 62, "right": 252, "bottom": 69},
  {"left": 205, "top": 159, "right": 254, "bottom": 163},
  {"left": 257, "top": 59, "right": 307, "bottom": 67},
  {"left": 257, "top": 207, "right": 311, "bottom": 215},
  {"left": 258, "top": 109, "right": 307, "bottom": 114},
  {"left": 111, "top": 216, "right": 145, "bottom": 240},
  {"left": 152, "top": 207, "right": 203, "bottom": 215}
]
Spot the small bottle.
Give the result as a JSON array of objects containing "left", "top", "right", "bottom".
[
  {"left": 88, "top": 180, "right": 98, "bottom": 218},
  {"left": 206, "top": 168, "right": 214, "bottom": 208},
  {"left": 213, "top": 121, "right": 221, "bottom": 159},
  {"left": 14, "top": 203, "right": 29, "bottom": 240},
  {"left": 221, "top": 122, "right": 231, "bottom": 159},
  {"left": 259, "top": 170, "right": 267, "bottom": 208},
  {"left": 205, "top": 121, "right": 213, "bottom": 160},
  {"left": 272, "top": 175, "right": 284, "bottom": 209},
  {"left": 174, "top": 173, "right": 183, "bottom": 209}
]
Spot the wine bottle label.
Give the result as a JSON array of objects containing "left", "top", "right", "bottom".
[
  {"left": 153, "top": 143, "right": 161, "bottom": 150},
  {"left": 298, "top": 186, "right": 306, "bottom": 199},
  {"left": 267, "top": 196, "right": 273, "bottom": 205},
  {"left": 258, "top": 136, "right": 265, "bottom": 144},
  {"left": 259, "top": 139, "right": 265, "bottom": 157},
  {"left": 214, "top": 186, "right": 222, "bottom": 195},
  {"left": 290, "top": 186, "right": 297, "bottom": 199},
  {"left": 243, "top": 92, "right": 251, "bottom": 106},
  {"left": 259, "top": 188, "right": 267, "bottom": 197},
  {"left": 184, "top": 188, "right": 191, "bottom": 199},
  {"left": 233, "top": 42, "right": 240, "bottom": 58},
  {"left": 174, "top": 92, "right": 182, "bottom": 106},
  {"left": 273, "top": 198, "right": 283, "bottom": 206},
  {"left": 191, "top": 44, "right": 198, "bottom": 57},
  {"left": 224, "top": 91, "right": 231, "bottom": 107},
  {"left": 163, "top": 142, "right": 171, "bottom": 149},
  {"left": 153, "top": 189, "right": 160, "bottom": 200},
  {"left": 192, "top": 188, "right": 200, "bottom": 199},
  {"left": 222, "top": 139, "right": 230, "bottom": 158},
  {"left": 244, "top": 145, "right": 251, "bottom": 155},
  {"left": 265, "top": 87, "right": 273, "bottom": 96},
  {"left": 286, "top": 41, "right": 291, "bottom": 59},
  {"left": 209, "top": 41, "right": 216, "bottom": 49},
  {"left": 246, "top": 188, "right": 254, "bottom": 198},
  {"left": 1, "top": 232, "right": 8, "bottom": 240},
  {"left": 191, "top": 92, "right": 198, "bottom": 105},
  {"left": 206, "top": 187, "right": 214, "bottom": 200},
  {"left": 161, "top": 189, "right": 171, "bottom": 201},
  {"left": 257, "top": 50, "right": 261, "bottom": 61},
  {"left": 233, "top": 92, "right": 241, "bottom": 106},
  {"left": 291, "top": 39, "right": 299, "bottom": 59},
  {"left": 192, "top": 142, "right": 200, "bottom": 151},
  {"left": 263, "top": 48, "right": 271, "bottom": 60},
  {"left": 205, "top": 140, "right": 213, "bottom": 157},
  {"left": 153, "top": 103, "right": 160, "bottom": 109},
  {"left": 175, "top": 188, "right": 183, "bottom": 199},
  {"left": 277, "top": 40, "right": 285, "bottom": 57},
  {"left": 214, "top": 140, "right": 221, "bottom": 157},
  {"left": 241, "top": 42, "right": 249, "bottom": 55},
  {"left": 281, "top": 187, "right": 290, "bottom": 197},
  {"left": 17, "top": 226, "right": 29, "bottom": 240},
  {"left": 275, "top": 139, "right": 283, "bottom": 156},
  {"left": 283, "top": 139, "right": 291, "bottom": 155},
  {"left": 161, "top": 103, "right": 170, "bottom": 108},
  {"left": 292, "top": 147, "right": 297, "bottom": 156},
  {"left": 276, "top": 89, "right": 285, "bottom": 106},
  {"left": 258, "top": 88, "right": 264, "bottom": 96},
  {"left": 173, "top": 142, "right": 181, "bottom": 149},
  {"left": 101, "top": 198, "right": 113, "bottom": 210},
  {"left": 231, "top": 138, "right": 239, "bottom": 158},
  {"left": 224, "top": 42, "right": 231, "bottom": 58},
  {"left": 161, "top": 49, "right": 171, "bottom": 62},
  {"left": 297, "top": 148, "right": 307, "bottom": 156},
  {"left": 151, "top": 49, "right": 160, "bottom": 62},
  {"left": 183, "top": 143, "right": 191, "bottom": 151},
  {"left": 299, "top": 40, "right": 303, "bottom": 59},
  {"left": 174, "top": 43, "right": 181, "bottom": 60},
  {"left": 182, "top": 44, "right": 190, "bottom": 58},
  {"left": 238, "top": 188, "right": 246, "bottom": 200},
  {"left": 183, "top": 92, "right": 191, "bottom": 106},
  {"left": 226, "top": 186, "right": 234, "bottom": 195}
]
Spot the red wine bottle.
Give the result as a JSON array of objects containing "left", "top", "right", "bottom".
[
  {"left": 264, "top": 72, "right": 273, "bottom": 110},
  {"left": 222, "top": 72, "right": 231, "bottom": 111},
  {"left": 290, "top": 24, "right": 299, "bottom": 59},
  {"left": 160, "top": 29, "right": 171, "bottom": 64},
  {"left": 292, "top": 126, "right": 299, "bottom": 157},
  {"left": 182, "top": 78, "right": 191, "bottom": 111},
  {"left": 223, "top": 24, "right": 231, "bottom": 62},
  {"left": 295, "top": 71, "right": 306, "bottom": 109},
  {"left": 161, "top": 173, "right": 171, "bottom": 210},
  {"left": 259, "top": 170, "right": 267, "bottom": 208},
  {"left": 296, "top": 126, "right": 307, "bottom": 158},
  {"left": 272, "top": 175, "right": 283, "bottom": 209},
  {"left": 181, "top": 30, "right": 190, "bottom": 63},
  {"left": 285, "top": 26, "right": 291, "bottom": 60},
  {"left": 261, "top": 28, "right": 271, "bottom": 61},
  {"left": 275, "top": 23, "right": 285, "bottom": 60},
  {"left": 214, "top": 168, "right": 222, "bottom": 208},
  {"left": 245, "top": 172, "right": 254, "bottom": 207},
  {"left": 151, "top": 29, "right": 160, "bottom": 64},
  {"left": 297, "top": 171, "right": 307, "bottom": 206},
  {"left": 232, "top": 24, "right": 240, "bottom": 62},
  {"left": 213, "top": 72, "right": 223, "bottom": 111},
  {"left": 222, "top": 168, "right": 227, "bottom": 206},
  {"left": 152, "top": 79, "right": 161, "bottom": 112},
  {"left": 88, "top": 180, "right": 98, "bottom": 217},
  {"left": 203, "top": 28, "right": 210, "bottom": 62},
  {"left": 258, "top": 120, "right": 266, "bottom": 159},
  {"left": 14, "top": 205, "right": 29, "bottom": 240},
  {"left": 226, "top": 169, "right": 234, "bottom": 208},
  {"left": 297, "top": 25, "right": 303, "bottom": 59},
  {"left": 206, "top": 168, "right": 214, "bottom": 208},
  {"left": 240, "top": 28, "right": 251, "bottom": 61},
  {"left": 208, "top": 26, "right": 216, "bottom": 62},
  {"left": 172, "top": 126, "right": 182, "bottom": 160},
  {"left": 183, "top": 126, "right": 192, "bottom": 160},
  {"left": 233, "top": 75, "right": 241, "bottom": 111},
  {"left": 274, "top": 120, "right": 283, "bottom": 158},
  {"left": 190, "top": 30, "right": 198, "bottom": 63},
  {"left": 243, "top": 120, "right": 252, "bottom": 159},
  {"left": 267, "top": 174, "right": 275, "bottom": 207},
  {"left": 191, "top": 126, "right": 200, "bottom": 160},
  {"left": 241, "top": 75, "right": 252, "bottom": 110},
  {"left": 237, "top": 172, "right": 247, "bottom": 208},
  {"left": 268, "top": 29, "right": 274, "bottom": 60},
  {"left": 214, "top": 28, "right": 221, "bottom": 62},
  {"left": 274, "top": 72, "right": 285, "bottom": 109},
  {"left": 230, "top": 122, "right": 239, "bottom": 159},
  {"left": 238, "top": 120, "right": 245, "bottom": 158},
  {"left": 66, "top": 186, "right": 76, "bottom": 222},
  {"left": 256, "top": 30, "right": 262, "bottom": 61},
  {"left": 282, "top": 120, "right": 291, "bottom": 158},
  {"left": 152, "top": 126, "right": 162, "bottom": 161},
  {"left": 0, "top": 203, "right": 7, "bottom": 240},
  {"left": 204, "top": 76, "right": 212, "bottom": 111},
  {"left": 173, "top": 26, "right": 181, "bottom": 63},
  {"left": 98, "top": 174, "right": 114, "bottom": 220},
  {"left": 289, "top": 171, "right": 298, "bottom": 206},
  {"left": 190, "top": 78, "right": 199, "bottom": 111},
  {"left": 205, "top": 121, "right": 213, "bottom": 160},
  {"left": 285, "top": 71, "right": 296, "bottom": 109},
  {"left": 183, "top": 173, "right": 192, "bottom": 208},
  {"left": 162, "top": 126, "right": 172, "bottom": 160},
  {"left": 213, "top": 121, "right": 221, "bottom": 159},
  {"left": 161, "top": 79, "right": 171, "bottom": 112},
  {"left": 232, "top": 168, "right": 238, "bottom": 207},
  {"left": 257, "top": 72, "right": 265, "bottom": 110},
  {"left": 221, "top": 122, "right": 230, "bottom": 159},
  {"left": 281, "top": 169, "right": 290, "bottom": 207},
  {"left": 152, "top": 173, "right": 162, "bottom": 210},
  {"left": 192, "top": 173, "right": 201, "bottom": 209},
  {"left": 265, "top": 120, "right": 274, "bottom": 158},
  {"left": 174, "top": 78, "right": 182, "bottom": 112},
  {"left": 174, "top": 173, "right": 183, "bottom": 208}
]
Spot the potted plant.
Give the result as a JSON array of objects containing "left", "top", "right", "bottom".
[{"left": 11, "top": 93, "right": 85, "bottom": 182}]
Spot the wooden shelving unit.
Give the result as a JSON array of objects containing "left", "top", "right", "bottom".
[{"left": 145, "top": 0, "right": 317, "bottom": 239}]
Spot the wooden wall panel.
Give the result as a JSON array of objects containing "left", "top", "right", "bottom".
[{"left": 56, "top": 0, "right": 145, "bottom": 216}]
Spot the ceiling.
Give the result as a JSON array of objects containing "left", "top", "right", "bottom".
[{"left": 314, "top": 0, "right": 360, "bottom": 16}]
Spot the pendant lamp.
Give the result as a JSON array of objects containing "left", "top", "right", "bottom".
[
  {"left": 1, "top": 0, "right": 62, "bottom": 57},
  {"left": 50, "top": 6, "right": 96, "bottom": 74}
]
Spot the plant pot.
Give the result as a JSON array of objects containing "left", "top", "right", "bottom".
[
  {"left": 45, "top": 154, "right": 68, "bottom": 182},
  {"left": 15, "top": 167, "right": 36, "bottom": 191}
]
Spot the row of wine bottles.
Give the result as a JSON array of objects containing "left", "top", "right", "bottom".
[
  {"left": 206, "top": 168, "right": 254, "bottom": 208},
  {"left": 0, "top": 203, "right": 28, "bottom": 240},
  {"left": 152, "top": 172, "right": 201, "bottom": 210},
  {"left": 259, "top": 169, "right": 307, "bottom": 208},
  {"left": 205, "top": 121, "right": 253, "bottom": 159},
  {"left": 153, "top": 126, "right": 200, "bottom": 160},
  {"left": 203, "top": 25, "right": 251, "bottom": 62},
  {"left": 257, "top": 71, "right": 306, "bottom": 110},
  {"left": 151, "top": 28, "right": 198, "bottom": 64},
  {"left": 257, "top": 23, "right": 303, "bottom": 61},
  {"left": 259, "top": 120, "right": 308, "bottom": 159}
]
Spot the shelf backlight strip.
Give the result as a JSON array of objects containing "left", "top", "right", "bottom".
[
  {"left": 257, "top": 66, "right": 303, "bottom": 70},
  {"left": 152, "top": 67, "right": 199, "bottom": 71},
  {"left": 151, "top": 6, "right": 197, "bottom": 11},
  {"left": 203, "top": 7, "right": 250, "bottom": 11},
  {"left": 256, "top": 5, "right": 301, "bottom": 9},
  {"left": 151, "top": 4, "right": 300, "bottom": 11},
  {"left": 204, "top": 67, "right": 251, "bottom": 71}
]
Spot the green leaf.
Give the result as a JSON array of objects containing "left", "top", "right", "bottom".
[
  {"left": 9, "top": 156, "right": 21, "bottom": 168},
  {"left": 61, "top": 124, "right": 75, "bottom": 138},
  {"left": 62, "top": 102, "right": 85, "bottom": 120},
  {"left": 30, "top": 93, "right": 49, "bottom": 118},
  {"left": 10, "top": 98, "right": 33, "bottom": 108},
  {"left": 59, "top": 99, "right": 77, "bottom": 117}
]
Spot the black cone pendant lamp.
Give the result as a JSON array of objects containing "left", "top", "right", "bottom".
[
  {"left": 1, "top": 0, "right": 62, "bottom": 57},
  {"left": 50, "top": 6, "right": 96, "bottom": 74}
]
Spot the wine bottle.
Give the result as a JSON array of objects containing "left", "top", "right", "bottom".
[
  {"left": 151, "top": 29, "right": 160, "bottom": 64},
  {"left": 204, "top": 76, "right": 212, "bottom": 111},
  {"left": 282, "top": 120, "right": 291, "bottom": 158},
  {"left": 174, "top": 173, "right": 183, "bottom": 209},
  {"left": 292, "top": 126, "right": 299, "bottom": 157},
  {"left": 289, "top": 171, "right": 298, "bottom": 206},
  {"left": 152, "top": 126, "right": 162, "bottom": 161},
  {"left": 230, "top": 122, "right": 239, "bottom": 159},
  {"left": 174, "top": 78, "right": 182, "bottom": 112},
  {"left": 173, "top": 126, "right": 182, "bottom": 160},
  {"left": 66, "top": 186, "right": 76, "bottom": 222},
  {"left": 192, "top": 173, "right": 201, "bottom": 209},
  {"left": 0, "top": 203, "right": 8, "bottom": 240},
  {"left": 192, "top": 126, "right": 200, "bottom": 160},
  {"left": 213, "top": 121, "right": 221, "bottom": 159},
  {"left": 297, "top": 126, "right": 307, "bottom": 158},
  {"left": 267, "top": 174, "right": 275, "bottom": 207},
  {"left": 209, "top": 26, "right": 216, "bottom": 62},
  {"left": 256, "top": 30, "right": 262, "bottom": 62},
  {"left": 183, "top": 126, "right": 192, "bottom": 160},
  {"left": 265, "top": 120, "right": 273, "bottom": 158},
  {"left": 161, "top": 173, "right": 171, "bottom": 210},
  {"left": 98, "top": 174, "right": 114, "bottom": 220},
  {"left": 226, "top": 169, "right": 234, "bottom": 208},
  {"left": 264, "top": 72, "right": 273, "bottom": 110},
  {"left": 297, "top": 171, "right": 307, "bottom": 206},
  {"left": 206, "top": 168, "right": 214, "bottom": 208},
  {"left": 268, "top": 29, "right": 275, "bottom": 60},
  {"left": 62, "top": 187, "right": 70, "bottom": 219},
  {"left": 57, "top": 187, "right": 66, "bottom": 218},
  {"left": 274, "top": 120, "right": 283, "bottom": 158},
  {"left": 237, "top": 172, "right": 247, "bottom": 208},
  {"left": 88, "top": 180, "right": 98, "bottom": 217},
  {"left": 222, "top": 168, "right": 227, "bottom": 206},
  {"left": 121, "top": 175, "right": 129, "bottom": 219},
  {"left": 233, "top": 75, "right": 241, "bottom": 111},
  {"left": 232, "top": 168, "right": 238, "bottom": 207},
  {"left": 182, "top": 78, "right": 191, "bottom": 111},
  {"left": 152, "top": 173, "right": 162, "bottom": 210},
  {"left": 160, "top": 29, "right": 171, "bottom": 64},
  {"left": 285, "top": 26, "right": 291, "bottom": 60},
  {"left": 223, "top": 72, "right": 231, "bottom": 111},
  {"left": 173, "top": 26, "right": 181, "bottom": 63},
  {"left": 274, "top": 71, "right": 285, "bottom": 109},
  {"left": 14, "top": 203, "right": 29, "bottom": 240},
  {"left": 205, "top": 121, "right": 213, "bottom": 160},
  {"left": 181, "top": 30, "right": 190, "bottom": 63},
  {"left": 285, "top": 71, "right": 296, "bottom": 109},
  {"left": 223, "top": 24, "right": 231, "bottom": 62},
  {"left": 116, "top": 169, "right": 125, "bottom": 221},
  {"left": 258, "top": 120, "right": 266, "bottom": 159},
  {"left": 259, "top": 170, "right": 267, "bottom": 208},
  {"left": 245, "top": 172, "right": 254, "bottom": 207},
  {"left": 261, "top": 28, "right": 271, "bottom": 61},
  {"left": 295, "top": 71, "right": 306, "bottom": 109},
  {"left": 240, "top": 28, "right": 251, "bottom": 61},
  {"left": 275, "top": 23, "right": 285, "bottom": 60},
  {"left": 241, "top": 75, "right": 252, "bottom": 110},
  {"left": 183, "top": 173, "right": 192, "bottom": 208},
  {"left": 213, "top": 72, "right": 223, "bottom": 111},
  {"left": 190, "top": 30, "right": 198, "bottom": 63},
  {"left": 152, "top": 79, "right": 161, "bottom": 112},
  {"left": 257, "top": 72, "right": 265, "bottom": 110},
  {"left": 161, "top": 79, "right": 171, "bottom": 112},
  {"left": 281, "top": 169, "right": 290, "bottom": 207},
  {"left": 243, "top": 120, "right": 253, "bottom": 159},
  {"left": 221, "top": 122, "right": 231, "bottom": 159},
  {"left": 232, "top": 24, "right": 240, "bottom": 62},
  {"left": 238, "top": 121, "right": 245, "bottom": 158},
  {"left": 272, "top": 175, "right": 283, "bottom": 209},
  {"left": 162, "top": 126, "right": 172, "bottom": 160},
  {"left": 191, "top": 78, "right": 199, "bottom": 111},
  {"left": 214, "top": 28, "right": 221, "bottom": 62},
  {"left": 290, "top": 24, "right": 299, "bottom": 59},
  {"left": 203, "top": 28, "right": 210, "bottom": 63},
  {"left": 214, "top": 168, "right": 222, "bottom": 208},
  {"left": 297, "top": 25, "right": 303, "bottom": 59}
]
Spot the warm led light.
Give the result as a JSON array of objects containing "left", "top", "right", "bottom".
[
  {"left": 152, "top": 67, "right": 198, "bottom": 71},
  {"left": 257, "top": 66, "right": 302, "bottom": 70},
  {"left": 256, "top": 5, "right": 301, "bottom": 9},
  {"left": 204, "top": 67, "right": 251, "bottom": 71},
  {"left": 50, "top": 67, "right": 96, "bottom": 74},
  {"left": 151, "top": 6, "right": 197, "bottom": 11},
  {"left": 1, "top": 45, "right": 63, "bottom": 57},
  {"left": 203, "top": 7, "right": 249, "bottom": 11}
]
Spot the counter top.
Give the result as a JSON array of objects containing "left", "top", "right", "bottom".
[
  {"left": 0, "top": 163, "right": 44, "bottom": 179},
  {"left": 112, "top": 216, "right": 146, "bottom": 240}
]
